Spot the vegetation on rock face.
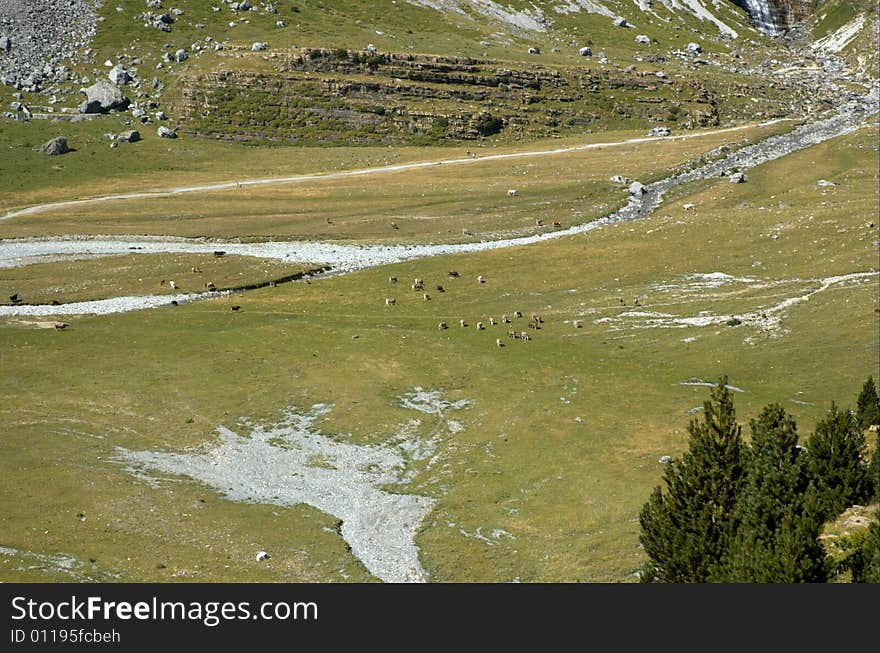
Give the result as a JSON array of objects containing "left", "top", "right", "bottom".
[
  {"left": 640, "top": 378, "right": 879, "bottom": 583},
  {"left": 473, "top": 112, "right": 504, "bottom": 137},
  {"left": 175, "top": 49, "right": 810, "bottom": 145}
]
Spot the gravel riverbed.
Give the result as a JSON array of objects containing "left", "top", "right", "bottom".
[{"left": 118, "top": 392, "right": 469, "bottom": 583}]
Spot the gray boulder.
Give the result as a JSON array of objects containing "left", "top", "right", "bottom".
[
  {"left": 578, "top": 46, "right": 592, "bottom": 56},
  {"left": 686, "top": 42, "right": 702, "bottom": 53},
  {"left": 629, "top": 181, "right": 646, "bottom": 196},
  {"left": 251, "top": 42, "right": 268, "bottom": 51},
  {"left": 174, "top": 48, "right": 188, "bottom": 63},
  {"left": 157, "top": 126, "right": 177, "bottom": 139},
  {"left": 118, "top": 130, "right": 141, "bottom": 143},
  {"left": 40, "top": 137, "right": 69, "bottom": 156},
  {"left": 648, "top": 126, "right": 671, "bottom": 137},
  {"left": 0, "top": 36, "right": 10, "bottom": 52},
  {"left": 729, "top": 172, "right": 745, "bottom": 184},
  {"left": 79, "top": 80, "right": 130, "bottom": 113},
  {"left": 108, "top": 64, "right": 131, "bottom": 85}
]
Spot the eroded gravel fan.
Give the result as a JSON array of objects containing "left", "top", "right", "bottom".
[
  {"left": 117, "top": 394, "right": 470, "bottom": 583},
  {"left": 0, "top": 0, "right": 98, "bottom": 92}
]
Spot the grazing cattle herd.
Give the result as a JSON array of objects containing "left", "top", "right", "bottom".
[
  {"left": 376, "top": 271, "right": 589, "bottom": 347},
  {"left": 3, "top": 247, "right": 595, "bottom": 350}
]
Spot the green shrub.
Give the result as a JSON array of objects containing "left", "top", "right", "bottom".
[{"left": 474, "top": 112, "right": 503, "bottom": 137}]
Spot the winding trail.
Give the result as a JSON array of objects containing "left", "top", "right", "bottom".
[{"left": 0, "top": 119, "right": 795, "bottom": 222}]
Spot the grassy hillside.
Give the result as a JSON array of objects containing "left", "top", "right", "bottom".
[{"left": 0, "top": 0, "right": 797, "bottom": 151}]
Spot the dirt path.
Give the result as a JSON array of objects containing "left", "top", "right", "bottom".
[{"left": 0, "top": 119, "right": 794, "bottom": 222}]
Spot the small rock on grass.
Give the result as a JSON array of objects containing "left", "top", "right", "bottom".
[{"left": 39, "top": 136, "right": 69, "bottom": 155}]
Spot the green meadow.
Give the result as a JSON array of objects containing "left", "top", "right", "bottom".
[{"left": 1, "top": 122, "right": 875, "bottom": 582}]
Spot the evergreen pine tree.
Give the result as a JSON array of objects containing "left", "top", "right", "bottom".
[
  {"left": 712, "top": 404, "right": 827, "bottom": 582},
  {"left": 805, "top": 403, "right": 870, "bottom": 518},
  {"left": 853, "top": 433, "right": 880, "bottom": 582},
  {"left": 639, "top": 377, "right": 744, "bottom": 582},
  {"left": 868, "top": 430, "right": 880, "bottom": 502},
  {"left": 850, "top": 522, "right": 879, "bottom": 583},
  {"left": 856, "top": 376, "right": 880, "bottom": 431}
]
